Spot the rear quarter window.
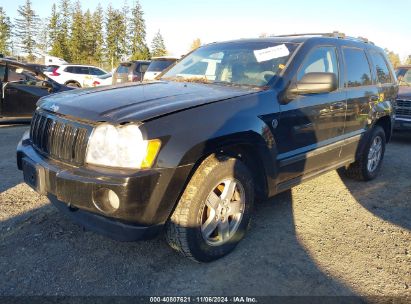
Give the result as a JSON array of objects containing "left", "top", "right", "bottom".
[
  {"left": 343, "top": 48, "right": 372, "bottom": 88},
  {"left": 370, "top": 52, "right": 393, "bottom": 84},
  {"left": 0, "top": 64, "right": 5, "bottom": 81},
  {"left": 116, "top": 65, "right": 130, "bottom": 74}
]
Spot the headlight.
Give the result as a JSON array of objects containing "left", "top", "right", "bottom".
[{"left": 86, "top": 123, "right": 161, "bottom": 169}]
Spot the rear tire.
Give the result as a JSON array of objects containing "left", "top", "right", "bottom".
[
  {"left": 338, "top": 126, "right": 386, "bottom": 181},
  {"left": 165, "top": 154, "right": 254, "bottom": 262}
]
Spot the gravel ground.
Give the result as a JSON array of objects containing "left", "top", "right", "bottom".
[{"left": 0, "top": 125, "right": 410, "bottom": 298}]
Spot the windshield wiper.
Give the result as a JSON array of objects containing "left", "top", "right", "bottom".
[
  {"left": 211, "top": 80, "right": 261, "bottom": 89},
  {"left": 162, "top": 76, "right": 210, "bottom": 84}
]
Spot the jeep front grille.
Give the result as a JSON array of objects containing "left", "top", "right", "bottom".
[
  {"left": 30, "top": 111, "right": 91, "bottom": 165},
  {"left": 395, "top": 99, "right": 411, "bottom": 117}
]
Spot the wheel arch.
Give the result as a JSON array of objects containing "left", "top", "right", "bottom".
[
  {"left": 373, "top": 115, "right": 392, "bottom": 143},
  {"left": 64, "top": 80, "right": 81, "bottom": 87},
  {"left": 175, "top": 132, "right": 277, "bottom": 205}
]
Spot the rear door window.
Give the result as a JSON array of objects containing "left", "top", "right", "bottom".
[
  {"left": 89, "top": 67, "right": 105, "bottom": 76},
  {"left": 370, "top": 52, "right": 393, "bottom": 84},
  {"left": 116, "top": 65, "right": 130, "bottom": 74},
  {"left": 297, "top": 46, "right": 339, "bottom": 81},
  {"left": 75, "top": 66, "right": 90, "bottom": 74},
  {"left": 343, "top": 48, "right": 372, "bottom": 87}
]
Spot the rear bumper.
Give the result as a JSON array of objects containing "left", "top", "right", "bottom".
[{"left": 394, "top": 117, "right": 411, "bottom": 130}]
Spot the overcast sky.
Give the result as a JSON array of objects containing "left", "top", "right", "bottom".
[{"left": 3, "top": 0, "right": 410, "bottom": 60}]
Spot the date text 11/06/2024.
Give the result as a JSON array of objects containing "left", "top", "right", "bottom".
[{"left": 149, "top": 296, "right": 258, "bottom": 303}]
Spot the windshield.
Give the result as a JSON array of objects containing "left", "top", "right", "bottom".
[
  {"left": 396, "top": 68, "right": 411, "bottom": 86},
  {"left": 147, "top": 59, "right": 177, "bottom": 72},
  {"left": 162, "top": 41, "right": 298, "bottom": 87}
]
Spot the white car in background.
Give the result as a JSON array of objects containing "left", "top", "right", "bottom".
[
  {"left": 143, "top": 57, "right": 178, "bottom": 81},
  {"left": 83, "top": 72, "right": 113, "bottom": 88},
  {"left": 48, "top": 64, "right": 108, "bottom": 88}
]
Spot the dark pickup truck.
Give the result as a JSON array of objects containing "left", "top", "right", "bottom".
[{"left": 17, "top": 33, "right": 397, "bottom": 262}]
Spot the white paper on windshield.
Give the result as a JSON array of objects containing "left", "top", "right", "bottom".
[{"left": 254, "top": 44, "right": 290, "bottom": 62}]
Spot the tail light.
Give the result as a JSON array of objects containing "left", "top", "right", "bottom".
[
  {"left": 92, "top": 81, "right": 100, "bottom": 87},
  {"left": 51, "top": 68, "right": 60, "bottom": 76}
]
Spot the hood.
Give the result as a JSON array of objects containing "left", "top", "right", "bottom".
[
  {"left": 37, "top": 81, "right": 257, "bottom": 123},
  {"left": 398, "top": 86, "right": 411, "bottom": 100}
]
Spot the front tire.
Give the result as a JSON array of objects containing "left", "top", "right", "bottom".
[
  {"left": 165, "top": 154, "right": 254, "bottom": 262},
  {"left": 338, "top": 126, "right": 386, "bottom": 181}
]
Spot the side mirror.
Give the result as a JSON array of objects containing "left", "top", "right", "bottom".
[{"left": 288, "top": 72, "right": 337, "bottom": 97}]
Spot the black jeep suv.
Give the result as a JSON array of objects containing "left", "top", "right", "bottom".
[{"left": 17, "top": 33, "right": 397, "bottom": 262}]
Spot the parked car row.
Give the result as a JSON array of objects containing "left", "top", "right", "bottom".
[{"left": 41, "top": 57, "right": 178, "bottom": 89}]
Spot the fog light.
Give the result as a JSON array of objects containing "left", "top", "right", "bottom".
[{"left": 93, "top": 188, "right": 120, "bottom": 213}]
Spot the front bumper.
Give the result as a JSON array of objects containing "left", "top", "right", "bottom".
[
  {"left": 17, "top": 133, "right": 193, "bottom": 241},
  {"left": 394, "top": 117, "right": 411, "bottom": 130},
  {"left": 49, "top": 196, "right": 161, "bottom": 241}
]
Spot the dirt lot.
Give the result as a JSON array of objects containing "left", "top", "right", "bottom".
[{"left": 0, "top": 125, "right": 410, "bottom": 298}]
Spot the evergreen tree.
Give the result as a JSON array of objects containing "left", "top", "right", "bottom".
[
  {"left": 92, "top": 4, "right": 104, "bottom": 66},
  {"left": 190, "top": 38, "right": 201, "bottom": 51},
  {"left": 105, "top": 5, "right": 127, "bottom": 69},
  {"left": 129, "top": 0, "right": 150, "bottom": 60},
  {"left": 0, "top": 7, "right": 12, "bottom": 55},
  {"left": 48, "top": 3, "right": 62, "bottom": 57},
  {"left": 37, "top": 18, "right": 49, "bottom": 55},
  {"left": 121, "top": 0, "right": 130, "bottom": 59},
  {"left": 58, "top": 0, "right": 72, "bottom": 61},
  {"left": 69, "top": 1, "right": 84, "bottom": 63},
  {"left": 151, "top": 30, "right": 167, "bottom": 57},
  {"left": 14, "top": 0, "right": 40, "bottom": 61},
  {"left": 83, "top": 9, "right": 94, "bottom": 64}
]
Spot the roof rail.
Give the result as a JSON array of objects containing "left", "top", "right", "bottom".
[
  {"left": 270, "top": 31, "right": 374, "bottom": 44},
  {"left": 272, "top": 31, "right": 346, "bottom": 38}
]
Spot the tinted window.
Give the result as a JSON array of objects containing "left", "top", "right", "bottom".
[
  {"left": 64, "top": 66, "right": 74, "bottom": 73},
  {"left": 370, "top": 52, "right": 392, "bottom": 84},
  {"left": 116, "top": 65, "right": 130, "bottom": 74},
  {"left": 147, "top": 60, "right": 176, "bottom": 72},
  {"left": 74, "top": 66, "right": 90, "bottom": 74},
  {"left": 7, "top": 66, "right": 47, "bottom": 86},
  {"left": 45, "top": 65, "right": 59, "bottom": 72},
  {"left": 89, "top": 67, "right": 105, "bottom": 76},
  {"left": 0, "top": 64, "right": 5, "bottom": 81},
  {"left": 298, "top": 46, "right": 339, "bottom": 81},
  {"left": 343, "top": 48, "right": 372, "bottom": 87},
  {"left": 403, "top": 69, "right": 411, "bottom": 84}
]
